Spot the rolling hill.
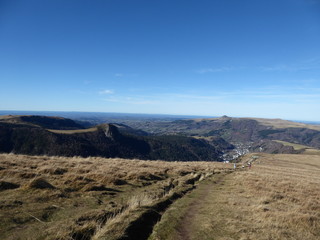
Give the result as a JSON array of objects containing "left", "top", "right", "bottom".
[
  {"left": 1, "top": 115, "right": 320, "bottom": 161},
  {"left": 123, "top": 116, "right": 320, "bottom": 149},
  {"left": 0, "top": 115, "right": 224, "bottom": 161},
  {"left": 0, "top": 114, "right": 320, "bottom": 239}
]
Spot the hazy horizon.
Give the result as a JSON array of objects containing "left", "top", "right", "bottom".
[
  {"left": 1, "top": 0, "right": 320, "bottom": 120},
  {"left": 1, "top": 109, "right": 320, "bottom": 124}
]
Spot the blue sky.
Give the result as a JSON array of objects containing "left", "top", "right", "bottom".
[{"left": 1, "top": 0, "right": 320, "bottom": 120}]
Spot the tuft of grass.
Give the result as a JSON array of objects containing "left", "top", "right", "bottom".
[{"left": 26, "top": 177, "right": 55, "bottom": 189}]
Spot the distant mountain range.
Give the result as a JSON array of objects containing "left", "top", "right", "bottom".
[
  {"left": 0, "top": 115, "right": 225, "bottom": 161},
  {"left": 1, "top": 110, "right": 319, "bottom": 125},
  {"left": 0, "top": 111, "right": 215, "bottom": 125},
  {"left": 127, "top": 116, "right": 320, "bottom": 146},
  {"left": 0, "top": 114, "right": 319, "bottom": 161},
  {"left": 123, "top": 116, "right": 320, "bottom": 158}
]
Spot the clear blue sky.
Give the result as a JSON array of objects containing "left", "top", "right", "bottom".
[{"left": 1, "top": 0, "right": 320, "bottom": 120}]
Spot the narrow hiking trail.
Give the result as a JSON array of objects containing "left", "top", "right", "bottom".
[
  {"left": 148, "top": 156, "right": 260, "bottom": 240},
  {"left": 149, "top": 171, "right": 240, "bottom": 240},
  {"left": 177, "top": 172, "right": 229, "bottom": 240},
  {"left": 175, "top": 173, "right": 237, "bottom": 240},
  {"left": 171, "top": 159, "right": 258, "bottom": 240},
  {"left": 149, "top": 153, "right": 320, "bottom": 240}
]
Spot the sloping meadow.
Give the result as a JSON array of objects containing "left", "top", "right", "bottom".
[
  {"left": 0, "top": 154, "right": 230, "bottom": 239},
  {"left": 148, "top": 153, "right": 320, "bottom": 240}
]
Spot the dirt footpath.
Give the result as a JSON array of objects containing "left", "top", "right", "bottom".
[
  {"left": 149, "top": 153, "right": 320, "bottom": 240},
  {"left": 149, "top": 172, "right": 238, "bottom": 240}
]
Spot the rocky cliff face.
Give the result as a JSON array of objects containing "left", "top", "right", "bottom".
[{"left": 103, "top": 124, "right": 121, "bottom": 140}]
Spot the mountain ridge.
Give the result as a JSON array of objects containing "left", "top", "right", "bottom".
[
  {"left": 124, "top": 116, "right": 320, "bottom": 149},
  {"left": 1, "top": 114, "right": 319, "bottom": 161},
  {"left": 0, "top": 115, "right": 224, "bottom": 161}
]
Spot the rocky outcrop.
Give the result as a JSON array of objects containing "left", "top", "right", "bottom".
[{"left": 103, "top": 124, "right": 121, "bottom": 140}]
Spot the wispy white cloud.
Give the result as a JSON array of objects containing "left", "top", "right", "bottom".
[
  {"left": 288, "top": 79, "right": 319, "bottom": 85},
  {"left": 259, "top": 65, "right": 291, "bottom": 72},
  {"left": 259, "top": 65, "right": 313, "bottom": 72},
  {"left": 98, "top": 86, "right": 320, "bottom": 120},
  {"left": 102, "top": 85, "right": 320, "bottom": 106},
  {"left": 164, "top": 93, "right": 224, "bottom": 101},
  {"left": 96, "top": 80, "right": 320, "bottom": 118},
  {"left": 210, "top": 86, "right": 320, "bottom": 103},
  {"left": 99, "top": 89, "right": 114, "bottom": 95},
  {"left": 260, "top": 59, "right": 320, "bottom": 72},
  {"left": 196, "top": 67, "right": 233, "bottom": 74},
  {"left": 104, "top": 96, "right": 160, "bottom": 105},
  {"left": 83, "top": 80, "right": 92, "bottom": 85},
  {"left": 70, "top": 89, "right": 89, "bottom": 95},
  {"left": 114, "top": 73, "right": 138, "bottom": 77},
  {"left": 197, "top": 58, "right": 320, "bottom": 74}
]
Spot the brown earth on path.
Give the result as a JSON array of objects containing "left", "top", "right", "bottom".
[{"left": 149, "top": 153, "right": 320, "bottom": 240}]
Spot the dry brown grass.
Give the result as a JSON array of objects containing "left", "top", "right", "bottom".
[
  {"left": 0, "top": 153, "right": 229, "bottom": 239},
  {"left": 150, "top": 153, "right": 320, "bottom": 240},
  {"left": 193, "top": 116, "right": 320, "bottom": 131},
  {"left": 272, "top": 140, "right": 320, "bottom": 156},
  {"left": 229, "top": 153, "right": 320, "bottom": 239},
  {"left": 47, "top": 128, "right": 98, "bottom": 134},
  {"left": 0, "top": 115, "right": 17, "bottom": 120},
  {"left": 273, "top": 140, "right": 312, "bottom": 150},
  {"left": 3, "top": 152, "right": 318, "bottom": 239},
  {"left": 245, "top": 117, "right": 320, "bottom": 130}
]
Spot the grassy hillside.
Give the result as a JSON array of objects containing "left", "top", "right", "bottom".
[
  {"left": 2, "top": 115, "right": 319, "bottom": 159},
  {"left": 246, "top": 117, "right": 320, "bottom": 131},
  {"left": 1, "top": 152, "right": 319, "bottom": 239},
  {"left": 150, "top": 152, "right": 320, "bottom": 240},
  {"left": 193, "top": 117, "right": 320, "bottom": 131},
  {"left": 0, "top": 121, "right": 223, "bottom": 161},
  {"left": 0, "top": 115, "right": 85, "bottom": 130},
  {"left": 123, "top": 116, "right": 320, "bottom": 149},
  {"left": 0, "top": 154, "right": 230, "bottom": 240}
]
